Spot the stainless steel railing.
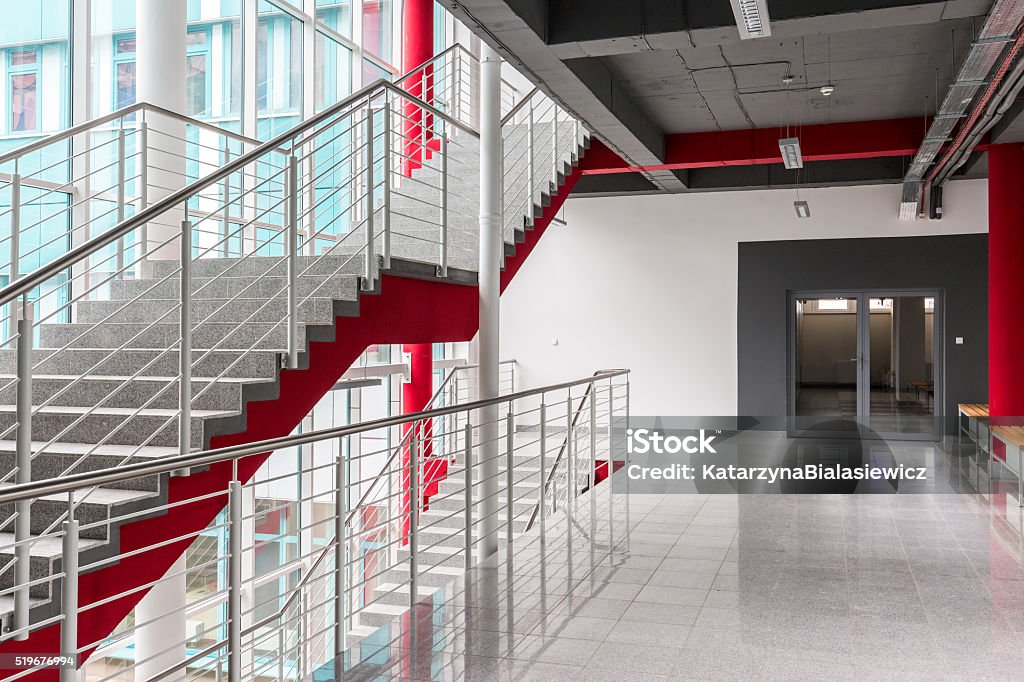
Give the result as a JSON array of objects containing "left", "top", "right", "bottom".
[
  {"left": 0, "top": 368, "right": 628, "bottom": 680},
  {"left": 0, "top": 41, "right": 590, "bottom": 679}
]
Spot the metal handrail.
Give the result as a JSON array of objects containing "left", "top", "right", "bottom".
[
  {"left": 0, "top": 77, "right": 478, "bottom": 309},
  {"left": 144, "top": 365, "right": 619, "bottom": 682},
  {"left": 393, "top": 43, "right": 472, "bottom": 88},
  {"left": 0, "top": 101, "right": 269, "bottom": 167},
  {"left": 500, "top": 87, "right": 540, "bottom": 126},
  {"left": 0, "top": 369, "right": 627, "bottom": 507},
  {"left": 524, "top": 368, "right": 625, "bottom": 532}
]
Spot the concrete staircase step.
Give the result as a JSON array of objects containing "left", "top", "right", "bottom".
[
  {"left": 0, "top": 405, "right": 233, "bottom": 449},
  {"left": 0, "top": 374, "right": 263, "bottom": 411},
  {"left": 0, "top": 440, "right": 172, "bottom": 491}
]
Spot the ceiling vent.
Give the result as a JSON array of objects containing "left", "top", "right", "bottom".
[{"left": 730, "top": 0, "right": 771, "bottom": 39}]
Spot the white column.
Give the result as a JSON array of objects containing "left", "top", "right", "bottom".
[
  {"left": 134, "top": 556, "right": 186, "bottom": 681},
  {"left": 136, "top": 0, "right": 187, "bottom": 262},
  {"left": 134, "top": 3, "right": 188, "bottom": 676},
  {"left": 477, "top": 45, "right": 502, "bottom": 559}
]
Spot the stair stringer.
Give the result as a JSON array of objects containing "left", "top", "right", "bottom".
[{"left": 0, "top": 155, "right": 586, "bottom": 679}]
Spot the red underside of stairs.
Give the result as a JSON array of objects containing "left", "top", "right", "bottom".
[{"left": 4, "top": 159, "right": 587, "bottom": 677}]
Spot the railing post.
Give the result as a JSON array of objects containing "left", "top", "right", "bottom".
[
  {"left": 552, "top": 108, "right": 559, "bottom": 186},
  {"left": 335, "top": 440, "right": 348, "bottom": 654},
  {"left": 566, "top": 393, "right": 574, "bottom": 523},
  {"left": 363, "top": 107, "right": 375, "bottom": 291},
  {"left": 116, "top": 126, "right": 126, "bottom": 277},
  {"left": 453, "top": 49, "right": 462, "bottom": 124},
  {"left": 539, "top": 401, "right": 546, "bottom": 535},
  {"left": 13, "top": 296, "right": 32, "bottom": 640},
  {"left": 409, "top": 434, "right": 419, "bottom": 609},
  {"left": 506, "top": 406, "right": 514, "bottom": 559},
  {"left": 439, "top": 126, "right": 449, "bottom": 278},
  {"left": 220, "top": 141, "right": 231, "bottom": 258},
  {"left": 573, "top": 118, "right": 580, "bottom": 162},
  {"left": 382, "top": 92, "right": 392, "bottom": 270},
  {"left": 464, "top": 421, "right": 473, "bottom": 571},
  {"left": 139, "top": 118, "right": 149, "bottom": 265},
  {"left": 590, "top": 382, "right": 597, "bottom": 529},
  {"left": 60, "top": 502, "right": 79, "bottom": 682},
  {"left": 527, "top": 105, "right": 534, "bottom": 224},
  {"left": 179, "top": 220, "right": 192, "bottom": 460},
  {"left": 228, "top": 480, "right": 242, "bottom": 682},
  {"left": 286, "top": 154, "right": 299, "bottom": 370},
  {"left": 8, "top": 171, "right": 20, "bottom": 344}
]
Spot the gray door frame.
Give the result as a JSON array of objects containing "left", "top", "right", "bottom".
[{"left": 787, "top": 288, "right": 943, "bottom": 441}]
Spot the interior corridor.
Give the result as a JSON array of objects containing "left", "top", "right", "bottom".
[{"left": 333, "top": 440, "right": 1024, "bottom": 681}]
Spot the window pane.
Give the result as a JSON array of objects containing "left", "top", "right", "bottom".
[
  {"left": 115, "top": 61, "right": 136, "bottom": 109},
  {"left": 11, "top": 73, "right": 38, "bottom": 132},
  {"left": 186, "top": 54, "right": 207, "bottom": 116},
  {"left": 11, "top": 49, "right": 37, "bottom": 66},
  {"left": 361, "top": 0, "right": 393, "bottom": 63},
  {"left": 115, "top": 37, "right": 136, "bottom": 54}
]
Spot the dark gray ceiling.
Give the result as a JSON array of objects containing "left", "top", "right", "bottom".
[{"left": 439, "top": 0, "right": 1006, "bottom": 192}]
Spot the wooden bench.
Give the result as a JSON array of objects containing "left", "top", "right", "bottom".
[
  {"left": 909, "top": 380, "right": 934, "bottom": 407},
  {"left": 958, "top": 403, "right": 991, "bottom": 457},
  {"left": 993, "top": 426, "right": 1024, "bottom": 478}
]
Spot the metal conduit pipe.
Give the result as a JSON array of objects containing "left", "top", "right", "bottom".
[
  {"left": 898, "top": 0, "right": 1024, "bottom": 220},
  {"left": 933, "top": 51, "right": 1024, "bottom": 185}
]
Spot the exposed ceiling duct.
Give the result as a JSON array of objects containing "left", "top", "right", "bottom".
[{"left": 899, "top": 0, "right": 1024, "bottom": 220}]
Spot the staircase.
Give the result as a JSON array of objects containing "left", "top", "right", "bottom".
[{"left": 0, "top": 47, "right": 592, "bottom": 674}]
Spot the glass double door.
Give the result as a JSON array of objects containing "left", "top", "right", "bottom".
[{"left": 790, "top": 291, "right": 942, "bottom": 440}]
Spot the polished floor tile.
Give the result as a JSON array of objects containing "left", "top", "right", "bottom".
[{"left": 331, "top": 436, "right": 1024, "bottom": 681}]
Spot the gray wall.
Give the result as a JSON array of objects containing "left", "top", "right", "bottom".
[{"left": 737, "top": 234, "right": 987, "bottom": 432}]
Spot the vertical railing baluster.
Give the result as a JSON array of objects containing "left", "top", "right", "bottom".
[
  {"left": 439, "top": 126, "right": 449, "bottom": 277},
  {"left": 363, "top": 106, "right": 375, "bottom": 290},
  {"left": 179, "top": 220, "right": 192, "bottom": 460},
  {"left": 13, "top": 296, "right": 32, "bottom": 640},
  {"left": 527, "top": 104, "right": 534, "bottom": 226},
  {"left": 116, "top": 125, "right": 126, "bottom": 277},
  {"left": 220, "top": 141, "right": 231, "bottom": 258},
  {"left": 60, "top": 495, "right": 78, "bottom": 682},
  {"left": 464, "top": 421, "right": 474, "bottom": 570},
  {"left": 567, "top": 393, "right": 574, "bottom": 523},
  {"left": 409, "top": 434, "right": 419, "bottom": 609},
  {"left": 228, "top": 480, "right": 242, "bottom": 682},
  {"left": 335, "top": 437, "right": 348, "bottom": 654},
  {"left": 9, "top": 169, "right": 21, "bottom": 345},
  {"left": 382, "top": 92, "right": 392, "bottom": 270},
  {"left": 590, "top": 381, "right": 597, "bottom": 528},
  {"left": 286, "top": 153, "right": 299, "bottom": 370},
  {"left": 506, "top": 406, "right": 514, "bottom": 558},
  {"left": 539, "top": 401, "right": 546, "bottom": 535},
  {"left": 139, "top": 116, "right": 149, "bottom": 268},
  {"left": 552, "top": 107, "right": 559, "bottom": 186}
]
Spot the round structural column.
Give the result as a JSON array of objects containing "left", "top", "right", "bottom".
[
  {"left": 402, "top": 0, "right": 434, "bottom": 173},
  {"left": 988, "top": 143, "right": 1024, "bottom": 419}
]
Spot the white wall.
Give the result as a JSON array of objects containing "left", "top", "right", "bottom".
[{"left": 500, "top": 180, "right": 988, "bottom": 416}]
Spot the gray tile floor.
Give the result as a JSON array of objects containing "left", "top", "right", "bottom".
[{"left": 334, "top": 439, "right": 1024, "bottom": 681}]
